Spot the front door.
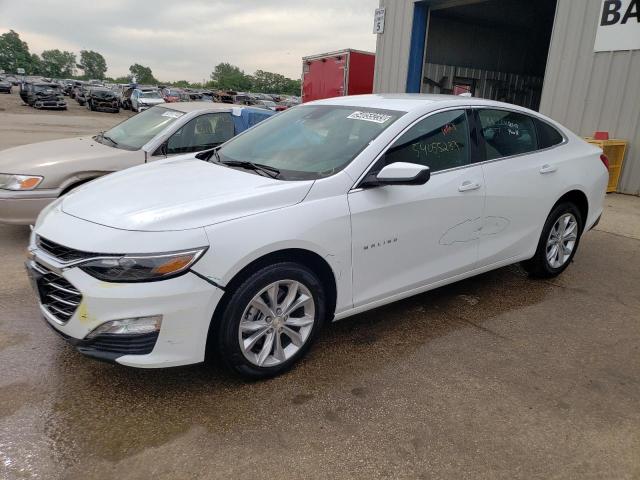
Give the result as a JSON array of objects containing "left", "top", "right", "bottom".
[{"left": 348, "top": 109, "right": 485, "bottom": 308}]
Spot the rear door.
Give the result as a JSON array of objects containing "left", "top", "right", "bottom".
[
  {"left": 475, "top": 108, "right": 567, "bottom": 266},
  {"left": 349, "top": 109, "right": 485, "bottom": 307}
]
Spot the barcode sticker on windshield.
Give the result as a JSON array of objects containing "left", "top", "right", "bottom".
[
  {"left": 347, "top": 111, "right": 392, "bottom": 123},
  {"left": 161, "top": 111, "right": 184, "bottom": 118}
]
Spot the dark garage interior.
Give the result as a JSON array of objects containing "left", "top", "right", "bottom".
[{"left": 422, "top": 0, "right": 558, "bottom": 110}]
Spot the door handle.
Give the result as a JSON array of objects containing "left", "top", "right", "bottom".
[
  {"left": 540, "top": 164, "right": 557, "bottom": 174},
  {"left": 458, "top": 180, "right": 481, "bottom": 192}
]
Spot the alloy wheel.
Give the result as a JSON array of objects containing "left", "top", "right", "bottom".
[
  {"left": 546, "top": 213, "right": 578, "bottom": 268},
  {"left": 238, "top": 280, "right": 315, "bottom": 367}
]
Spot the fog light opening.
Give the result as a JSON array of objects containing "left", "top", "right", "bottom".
[{"left": 86, "top": 315, "right": 162, "bottom": 339}]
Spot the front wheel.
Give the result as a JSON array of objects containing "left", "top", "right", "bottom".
[
  {"left": 212, "top": 262, "right": 326, "bottom": 379},
  {"left": 522, "top": 202, "right": 583, "bottom": 278}
]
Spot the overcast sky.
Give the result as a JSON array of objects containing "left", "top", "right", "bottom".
[{"left": 0, "top": 0, "right": 379, "bottom": 81}]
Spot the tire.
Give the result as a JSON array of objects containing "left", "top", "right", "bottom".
[
  {"left": 212, "top": 262, "right": 327, "bottom": 379},
  {"left": 522, "top": 202, "right": 583, "bottom": 278}
]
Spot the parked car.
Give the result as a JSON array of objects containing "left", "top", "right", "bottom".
[
  {"left": 75, "top": 84, "right": 92, "bottom": 106},
  {"left": 0, "top": 102, "right": 274, "bottom": 224},
  {"left": 25, "top": 83, "right": 67, "bottom": 109},
  {"left": 60, "top": 79, "right": 75, "bottom": 96},
  {"left": 69, "top": 81, "right": 84, "bottom": 99},
  {"left": 130, "top": 88, "right": 165, "bottom": 112},
  {"left": 0, "top": 80, "right": 11, "bottom": 93},
  {"left": 24, "top": 94, "right": 607, "bottom": 378},
  {"left": 160, "top": 87, "right": 183, "bottom": 103},
  {"left": 254, "top": 99, "right": 277, "bottom": 111},
  {"left": 86, "top": 87, "right": 120, "bottom": 113}
]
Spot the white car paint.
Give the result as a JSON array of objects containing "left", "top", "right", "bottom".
[
  {"left": 130, "top": 89, "right": 165, "bottom": 112},
  {"left": 28, "top": 94, "right": 608, "bottom": 369}
]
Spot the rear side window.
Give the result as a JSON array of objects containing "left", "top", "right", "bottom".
[
  {"left": 478, "top": 109, "right": 537, "bottom": 160},
  {"left": 535, "top": 119, "right": 564, "bottom": 149},
  {"left": 384, "top": 109, "right": 470, "bottom": 173}
]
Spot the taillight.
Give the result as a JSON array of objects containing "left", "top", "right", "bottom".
[{"left": 600, "top": 154, "right": 609, "bottom": 170}]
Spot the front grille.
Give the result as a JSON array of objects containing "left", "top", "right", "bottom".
[
  {"left": 80, "top": 332, "right": 159, "bottom": 356},
  {"left": 33, "top": 263, "right": 82, "bottom": 323},
  {"left": 36, "top": 236, "right": 98, "bottom": 263}
]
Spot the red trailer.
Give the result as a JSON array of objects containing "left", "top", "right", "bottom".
[{"left": 301, "top": 49, "right": 375, "bottom": 103}]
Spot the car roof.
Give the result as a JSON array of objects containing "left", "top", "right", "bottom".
[{"left": 309, "top": 93, "right": 534, "bottom": 114}]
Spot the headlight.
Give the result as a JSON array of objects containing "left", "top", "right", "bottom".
[
  {"left": 86, "top": 315, "right": 162, "bottom": 338},
  {"left": 79, "top": 248, "right": 207, "bottom": 283},
  {"left": 0, "top": 173, "right": 44, "bottom": 190}
]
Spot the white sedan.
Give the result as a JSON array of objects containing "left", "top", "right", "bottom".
[{"left": 27, "top": 94, "right": 608, "bottom": 378}]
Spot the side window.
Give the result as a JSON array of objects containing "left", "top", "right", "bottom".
[
  {"left": 478, "top": 109, "right": 537, "bottom": 160},
  {"left": 384, "top": 110, "right": 469, "bottom": 173},
  {"left": 535, "top": 119, "right": 564, "bottom": 149},
  {"left": 166, "top": 113, "right": 236, "bottom": 155}
]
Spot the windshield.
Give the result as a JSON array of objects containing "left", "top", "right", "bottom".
[
  {"left": 92, "top": 89, "right": 114, "bottom": 98},
  {"left": 33, "top": 85, "right": 59, "bottom": 93},
  {"left": 140, "top": 91, "right": 161, "bottom": 99},
  {"left": 218, "top": 105, "right": 404, "bottom": 180},
  {"left": 100, "top": 107, "right": 184, "bottom": 150}
]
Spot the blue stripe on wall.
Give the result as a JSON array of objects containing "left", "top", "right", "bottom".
[{"left": 406, "top": 1, "right": 429, "bottom": 93}]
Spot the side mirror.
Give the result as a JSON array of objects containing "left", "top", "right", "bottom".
[{"left": 361, "top": 162, "right": 430, "bottom": 188}]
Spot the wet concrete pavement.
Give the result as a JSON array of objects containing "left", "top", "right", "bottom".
[
  {"left": 1, "top": 211, "right": 639, "bottom": 479},
  {"left": 1, "top": 96, "right": 639, "bottom": 478}
]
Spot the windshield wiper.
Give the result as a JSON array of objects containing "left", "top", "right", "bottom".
[
  {"left": 98, "top": 132, "right": 118, "bottom": 146},
  {"left": 220, "top": 159, "right": 280, "bottom": 178},
  {"left": 195, "top": 146, "right": 220, "bottom": 162}
]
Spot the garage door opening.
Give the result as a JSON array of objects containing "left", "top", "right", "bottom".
[{"left": 419, "top": 0, "right": 557, "bottom": 110}]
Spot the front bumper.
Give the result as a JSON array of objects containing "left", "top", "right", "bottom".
[
  {"left": 26, "top": 249, "right": 224, "bottom": 368},
  {"left": 0, "top": 190, "right": 57, "bottom": 225},
  {"left": 34, "top": 99, "right": 67, "bottom": 109},
  {"left": 94, "top": 102, "right": 119, "bottom": 112}
]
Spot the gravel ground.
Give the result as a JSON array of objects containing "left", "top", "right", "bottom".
[
  {"left": 0, "top": 91, "right": 639, "bottom": 480},
  {"left": 0, "top": 89, "right": 133, "bottom": 149}
]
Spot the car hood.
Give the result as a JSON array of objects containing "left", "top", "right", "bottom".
[
  {"left": 0, "top": 137, "right": 132, "bottom": 188},
  {"left": 60, "top": 157, "right": 315, "bottom": 232},
  {"left": 139, "top": 98, "right": 164, "bottom": 105}
]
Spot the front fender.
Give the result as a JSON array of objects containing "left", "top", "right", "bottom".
[{"left": 195, "top": 196, "right": 353, "bottom": 314}]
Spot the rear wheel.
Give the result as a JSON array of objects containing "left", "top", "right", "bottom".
[
  {"left": 522, "top": 202, "right": 583, "bottom": 278},
  {"left": 213, "top": 262, "right": 326, "bottom": 379}
]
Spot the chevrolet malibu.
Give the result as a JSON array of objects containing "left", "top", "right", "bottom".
[
  {"left": 0, "top": 102, "right": 274, "bottom": 224},
  {"left": 27, "top": 94, "right": 608, "bottom": 378}
]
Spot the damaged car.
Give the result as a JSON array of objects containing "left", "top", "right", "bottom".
[
  {"left": 0, "top": 79, "right": 12, "bottom": 94},
  {"left": 0, "top": 103, "right": 275, "bottom": 224},
  {"left": 130, "top": 88, "right": 165, "bottom": 112},
  {"left": 26, "top": 83, "right": 67, "bottom": 110},
  {"left": 86, "top": 87, "right": 120, "bottom": 113}
]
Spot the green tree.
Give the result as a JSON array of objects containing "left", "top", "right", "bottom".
[
  {"left": 129, "top": 63, "right": 157, "bottom": 84},
  {"left": 0, "top": 30, "right": 34, "bottom": 74},
  {"left": 40, "top": 49, "right": 76, "bottom": 77},
  {"left": 209, "top": 63, "right": 252, "bottom": 91},
  {"left": 172, "top": 80, "right": 192, "bottom": 88},
  {"left": 78, "top": 50, "right": 107, "bottom": 79},
  {"left": 111, "top": 75, "right": 132, "bottom": 84},
  {"left": 28, "top": 53, "right": 42, "bottom": 75},
  {"left": 252, "top": 69, "right": 301, "bottom": 95}
]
